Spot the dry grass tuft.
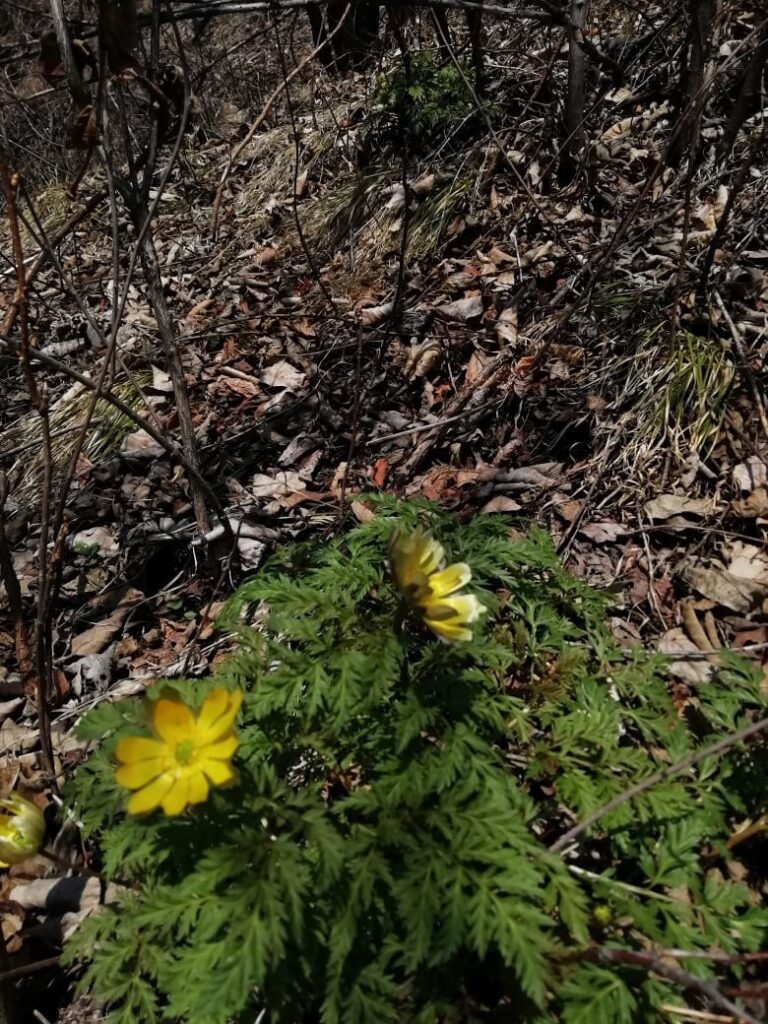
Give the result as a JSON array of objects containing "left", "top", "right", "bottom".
[{"left": 2, "top": 374, "right": 150, "bottom": 503}]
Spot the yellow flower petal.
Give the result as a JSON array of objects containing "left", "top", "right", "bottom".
[
  {"left": 115, "top": 757, "right": 165, "bottom": 790},
  {"left": 196, "top": 689, "right": 243, "bottom": 745},
  {"left": 187, "top": 771, "right": 210, "bottom": 805},
  {"left": 424, "top": 594, "right": 485, "bottom": 643},
  {"left": 116, "top": 736, "right": 166, "bottom": 764},
  {"left": 425, "top": 618, "right": 473, "bottom": 643},
  {"left": 126, "top": 774, "right": 175, "bottom": 815},
  {"left": 200, "top": 758, "right": 235, "bottom": 786},
  {"left": 415, "top": 531, "right": 444, "bottom": 575},
  {"left": 426, "top": 562, "right": 471, "bottom": 599},
  {"left": 201, "top": 733, "right": 238, "bottom": 761},
  {"left": 428, "top": 593, "right": 485, "bottom": 624},
  {"left": 152, "top": 698, "right": 196, "bottom": 745},
  {"left": 390, "top": 528, "right": 444, "bottom": 600},
  {"left": 161, "top": 777, "right": 191, "bottom": 817}
]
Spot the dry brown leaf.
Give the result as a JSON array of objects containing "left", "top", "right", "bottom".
[
  {"left": 412, "top": 173, "right": 436, "bottom": 195},
  {"left": 219, "top": 374, "right": 260, "bottom": 398},
  {"left": 683, "top": 544, "right": 768, "bottom": 614},
  {"left": 351, "top": 500, "right": 375, "bottom": 523},
  {"left": 260, "top": 360, "right": 306, "bottom": 391},
  {"left": 480, "top": 495, "right": 522, "bottom": 514},
  {"left": 513, "top": 354, "right": 538, "bottom": 378},
  {"left": 496, "top": 306, "right": 518, "bottom": 346},
  {"left": 251, "top": 470, "right": 305, "bottom": 501},
  {"left": 72, "top": 591, "right": 142, "bottom": 657},
  {"left": 579, "top": 521, "right": 628, "bottom": 544},
  {"left": 733, "top": 456, "right": 767, "bottom": 492},
  {"left": 404, "top": 340, "right": 442, "bottom": 379},
  {"left": 645, "top": 494, "right": 714, "bottom": 521},
  {"left": 466, "top": 350, "right": 489, "bottom": 384},
  {"left": 151, "top": 365, "right": 173, "bottom": 393},
  {"left": 658, "top": 628, "right": 714, "bottom": 684},
  {"left": 254, "top": 246, "right": 278, "bottom": 266},
  {"left": 486, "top": 246, "right": 515, "bottom": 265},
  {"left": 0, "top": 721, "right": 38, "bottom": 755},
  {"left": 727, "top": 542, "right": 768, "bottom": 582},
  {"left": 371, "top": 458, "right": 389, "bottom": 488},
  {"left": 437, "top": 294, "right": 483, "bottom": 321},
  {"left": 359, "top": 301, "right": 394, "bottom": 326},
  {"left": 120, "top": 429, "right": 165, "bottom": 459},
  {"left": 731, "top": 486, "right": 768, "bottom": 518}
]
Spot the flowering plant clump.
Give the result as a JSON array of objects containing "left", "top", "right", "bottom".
[
  {"left": 389, "top": 525, "right": 485, "bottom": 642},
  {"left": 0, "top": 792, "right": 45, "bottom": 866},
  {"left": 65, "top": 501, "right": 768, "bottom": 1024},
  {"left": 115, "top": 688, "right": 242, "bottom": 816}
]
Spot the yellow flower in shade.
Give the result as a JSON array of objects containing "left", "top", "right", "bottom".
[
  {"left": 115, "top": 689, "right": 243, "bottom": 817},
  {"left": 389, "top": 526, "right": 485, "bottom": 643},
  {"left": 0, "top": 793, "right": 45, "bottom": 867}
]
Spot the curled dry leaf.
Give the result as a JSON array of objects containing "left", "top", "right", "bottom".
[
  {"left": 480, "top": 495, "right": 522, "bottom": 514},
  {"left": 492, "top": 463, "right": 563, "bottom": 492},
  {"left": 658, "top": 628, "right": 714, "bottom": 685},
  {"left": 496, "top": 306, "right": 518, "bottom": 346},
  {"left": 351, "top": 500, "right": 375, "bottom": 523},
  {"left": 437, "top": 294, "right": 484, "bottom": 322},
  {"left": 404, "top": 340, "right": 442, "bottom": 379},
  {"left": 359, "top": 301, "right": 394, "bottom": 326},
  {"left": 465, "top": 350, "right": 489, "bottom": 385}
]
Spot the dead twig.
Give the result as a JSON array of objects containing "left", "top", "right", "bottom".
[
  {"left": 0, "top": 161, "right": 55, "bottom": 779},
  {"left": 210, "top": 2, "right": 354, "bottom": 234},
  {"left": 713, "top": 290, "right": 768, "bottom": 445},
  {"left": 564, "top": 946, "right": 762, "bottom": 1024},
  {"left": 397, "top": 349, "right": 514, "bottom": 477},
  {"left": 549, "top": 714, "right": 768, "bottom": 854}
]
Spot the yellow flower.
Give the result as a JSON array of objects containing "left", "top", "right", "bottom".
[
  {"left": 0, "top": 793, "right": 45, "bottom": 867},
  {"left": 389, "top": 526, "right": 485, "bottom": 643},
  {"left": 115, "top": 689, "right": 243, "bottom": 816}
]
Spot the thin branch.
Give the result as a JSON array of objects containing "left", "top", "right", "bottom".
[
  {"left": 569, "top": 946, "right": 762, "bottom": 1024},
  {"left": 549, "top": 714, "right": 768, "bottom": 853}
]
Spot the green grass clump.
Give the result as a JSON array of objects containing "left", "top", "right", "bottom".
[
  {"left": 64, "top": 499, "right": 767, "bottom": 1024},
  {"left": 366, "top": 54, "right": 484, "bottom": 155}
]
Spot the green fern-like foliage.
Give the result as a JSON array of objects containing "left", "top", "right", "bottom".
[{"left": 64, "top": 498, "right": 768, "bottom": 1023}]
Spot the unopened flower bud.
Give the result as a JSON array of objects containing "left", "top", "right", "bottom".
[{"left": 0, "top": 793, "right": 45, "bottom": 867}]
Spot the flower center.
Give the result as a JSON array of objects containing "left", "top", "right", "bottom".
[{"left": 174, "top": 739, "right": 196, "bottom": 766}]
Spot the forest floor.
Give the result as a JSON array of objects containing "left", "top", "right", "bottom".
[{"left": 1, "top": 4, "right": 768, "bottom": 1020}]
